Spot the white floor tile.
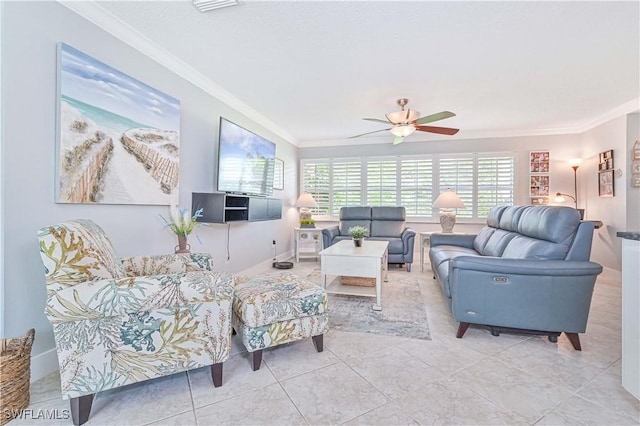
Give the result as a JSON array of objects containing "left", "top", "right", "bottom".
[{"left": 20, "top": 263, "right": 639, "bottom": 426}]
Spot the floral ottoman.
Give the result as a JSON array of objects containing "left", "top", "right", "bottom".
[{"left": 232, "top": 272, "right": 329, "bottom": 370}]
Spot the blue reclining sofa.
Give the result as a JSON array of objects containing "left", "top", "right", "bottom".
[
  {"left": 429, "top": 205, "right": 603, "bottom": 350},
  {"left": 322, "top": 206, "right": 416, "bottom": 271}
]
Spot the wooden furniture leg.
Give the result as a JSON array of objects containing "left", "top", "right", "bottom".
[
  {"left": 312, "top": 334, "right": 324, "bottom": 352},
  {"left": 210, "top": 362, "right": 223, "bottom": 387},
  {"left": 565, "top": 332, "right": 582, "bottom": 351},
  {"left": 252, "top": 350, "right": 263, "bottom": 371},
  {"left": 456, "top": 322, "right": 471, "bottom": 338},
  {"left": 70, "top": 394, "right": 94, "bottom": 426}
]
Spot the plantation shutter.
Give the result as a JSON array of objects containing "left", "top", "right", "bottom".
[
  {"left": 366, "top": 160, "right": 398, "bottom": 206},
  {"left": 401, "top": 158, "right": 433, "bottom": 217},
  {"left": 331, "top": 160, "right": 362, "bottom": 215},
  {"left": 438, "top": 156, "right": 474, "bottom": 218},
  {"left": 301, "top": 160, "right": 330, "bottom": 216},
  {"left": 477, "top": 155, "right": 515, "bottom": 218}
]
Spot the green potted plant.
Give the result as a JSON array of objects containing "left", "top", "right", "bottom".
[
  {"left": 161, "top": 206, "right": 203, "bottom": 253},
  {"left": 300, "top": 218, "right": 316, "bottom": 228},
  {"left": 348, "top": 225, "right": 368, "bottom": 247}
]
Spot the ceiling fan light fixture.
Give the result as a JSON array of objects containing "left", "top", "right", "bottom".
[
  {"left": 387, "top": 109, "right": 420, "bottom": 124},
  {"left": 390, "top": 124, "right": 416, "bottom": 137}
]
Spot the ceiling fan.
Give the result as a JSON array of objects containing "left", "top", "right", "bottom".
[{"left": 350, "top": 98, "right": 459, "bottom": 145}]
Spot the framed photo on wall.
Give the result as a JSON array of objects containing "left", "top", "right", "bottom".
[
  {"left": 529, "top": 151, "right": 550, "bottom": 173},
  {"left": 531, "top": 197, "right": 549, "bottom": 206},
  {"left": 598, "top": 170, "right": 615, "bottom": 197},
  {"left": 273, "top": 158, "right": 284, "bottom": 190},
  {"left": 56, "top": 43, "right": 180, "bottom": 205},
  {"left": 529, "top": 175, "right": 550, "bottom": 197}
]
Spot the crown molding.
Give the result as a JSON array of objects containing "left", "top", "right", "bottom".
[
  {"left": 56, "top": 1, "right": 638, "bottom": 150},
  {"left": 57, "top": 1, "right": 298, "bottom": 146},
  {"left": 575, "top": 98, "right": 640, "bottom": 133}
]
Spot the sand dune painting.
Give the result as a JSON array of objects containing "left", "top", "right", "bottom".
[{"left": 56, "top": 43, "right": 180, "bottom": 205}]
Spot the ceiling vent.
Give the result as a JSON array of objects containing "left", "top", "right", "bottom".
[{"left": 193, "top": 0, "right": 238, "bottom": 12}]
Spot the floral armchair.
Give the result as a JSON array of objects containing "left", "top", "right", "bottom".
[{"left": 37, "top": 219, "right": 234, "bottom": 426}]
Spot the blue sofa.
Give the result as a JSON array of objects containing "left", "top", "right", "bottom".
[
  {"left": 429, "top": 205, "right": 603, "bottom": 350},
  {"left": 322, "top": 206, "right": 416, "bottom": 271}
]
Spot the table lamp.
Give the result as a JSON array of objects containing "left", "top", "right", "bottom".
[
  {"left": 295, "top": 193, "right": 317, "bottom": 228},
  {"left": 433, "top": 190, "right": 465, "bottom": 232}
]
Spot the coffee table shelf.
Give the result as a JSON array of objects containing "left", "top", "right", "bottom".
[{"left": 325, "top": 277, "right": 377, "bottom": 298}]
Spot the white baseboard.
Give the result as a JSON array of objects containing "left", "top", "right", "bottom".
[
  {"left": 240, "top": 250, "right": 294, "bottom": 276},
  {"left": 30, "top": 348, "right": 59, "bottom": 383}
]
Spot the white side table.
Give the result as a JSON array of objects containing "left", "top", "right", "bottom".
[
  {"left": 419, "top": 232, "right": 436, "bottom": 271},
  {"left": 420, "top": 231, "right": 469, "bottom": 271},
  {"left": 295, "top": 228, "right": 324, "bottom": 262}
]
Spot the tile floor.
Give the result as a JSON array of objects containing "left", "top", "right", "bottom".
[{"left": 12, "top": 260, "right": 640, "bottom": 425}]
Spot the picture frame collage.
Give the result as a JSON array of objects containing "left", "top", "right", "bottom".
[
  {"left": 598, "top": 150, "right": 615, "bottom": 197},
  {"left": 632, "top": 140, "right": 640, "bottom": 188},
  {"left": 529, "top": 151, "right": 550, "bottom": 205}
]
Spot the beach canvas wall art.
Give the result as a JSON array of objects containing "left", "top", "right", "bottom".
[{"left": 56, "top": 43, "right": 180, "bottom": 204}]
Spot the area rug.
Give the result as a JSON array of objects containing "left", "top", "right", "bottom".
[{"left": 302, "top": 267, "right": 431, "bottom": 340}]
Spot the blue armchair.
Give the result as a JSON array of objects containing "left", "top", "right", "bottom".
[{"left": 322, "top": 206, "right": 416, "bottom": 271}]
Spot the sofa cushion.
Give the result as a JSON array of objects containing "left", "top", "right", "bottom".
[
  {"left": 369, "top": 236, "right": 403, "bottom": 254},
  {"left": 499, "top": 206, "right": 528, "bottom": 231},
  {"left": 371, "top": 221, "right": 405, "bottom": 238},
  {"left": 430, "top": 246, "right": 482, "bottom": 297},
  {"left": 486, "top": 206, "right": 508, "bottom": 228},
  {"left": 371, "top": 206, "right": 406, "bottom": 221},
  {"left": 340, "top": 220, "right": 371, "bottom": 236},
  {"left": 502, "top": 234, "right": 572, "bottom": 260},
  {"left": 472, "top": 227, "right": 495, "bottom": 254},
  {"left": 517, "top": 206, "right": 580, "bottom": 244},
  {"left": 481, "top": 229, "right": 517, "bottom": 257},
  {"left": 339, "top": 206, "right": 371, "bottom": 221},
  {"left": 430, "top": 245, "right": 480, "bottom": 269},
  {"left": 339, "top": 206, "right": 372, "bottom": 236}
]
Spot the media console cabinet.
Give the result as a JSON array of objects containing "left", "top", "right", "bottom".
[{"left": 192, "top": 192, "right": 282, "bottom": 223}]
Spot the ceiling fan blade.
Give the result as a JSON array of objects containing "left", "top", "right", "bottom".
[
  {"left": 414, "top": 111, "right": 456, "bottom": 125},
  {"left": 393, "top": 135, "right": 405, "bottom": 145},
  {"left": 415, "top": 125, "right": 460, "bottom": 135},
  {"left": 349, "top": 128, "right": 392, "bottom": 139},
  {"left": 363, "top": 118, "right": 392, "bottom": 125}
]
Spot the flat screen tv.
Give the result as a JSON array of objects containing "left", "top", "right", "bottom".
[{"left": 217, "top": 117, "right": 275, "bottom": 197}]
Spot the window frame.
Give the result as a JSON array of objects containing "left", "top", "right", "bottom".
[{"left": 300, "top": 151, "right": 516, "bottom": 222}]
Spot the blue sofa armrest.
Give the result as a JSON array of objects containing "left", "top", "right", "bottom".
[
  {"left": 430, "top": 233, "right": 476, "bottom": 249},
  {"left": 322, "top": 226, "right": 340, "bottom": 248},
  {"left": 401, "top": 227, "right": 416, "bottom": 255}
]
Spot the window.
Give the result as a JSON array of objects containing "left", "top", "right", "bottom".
[{"left": 300, "top": 152, "right": 514, "bottom": 221}]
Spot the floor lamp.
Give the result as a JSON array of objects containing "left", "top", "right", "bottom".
[{"left": 554, "top": 158, "right": 584, "bottom": 219}]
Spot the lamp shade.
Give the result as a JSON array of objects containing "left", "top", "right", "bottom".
[
  {"left": 387, "top": 109, "right": 420, "bottom": 124},
  {"left": 433, "top": 190, "right": 465, "bottom": 209},
  {"left": 390, "top": 124, "right": 417, "bottom": 137},
  {"left": 295, "top": 193, "right": 317, "bottom": 208}
]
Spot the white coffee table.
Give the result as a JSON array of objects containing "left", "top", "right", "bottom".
[{"left": 319, "top": 240, "right": 389, "bottom": 311}]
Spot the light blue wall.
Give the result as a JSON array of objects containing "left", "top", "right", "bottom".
[{"left": 1, "top": 1, "right": 298, "bottom": 370}]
